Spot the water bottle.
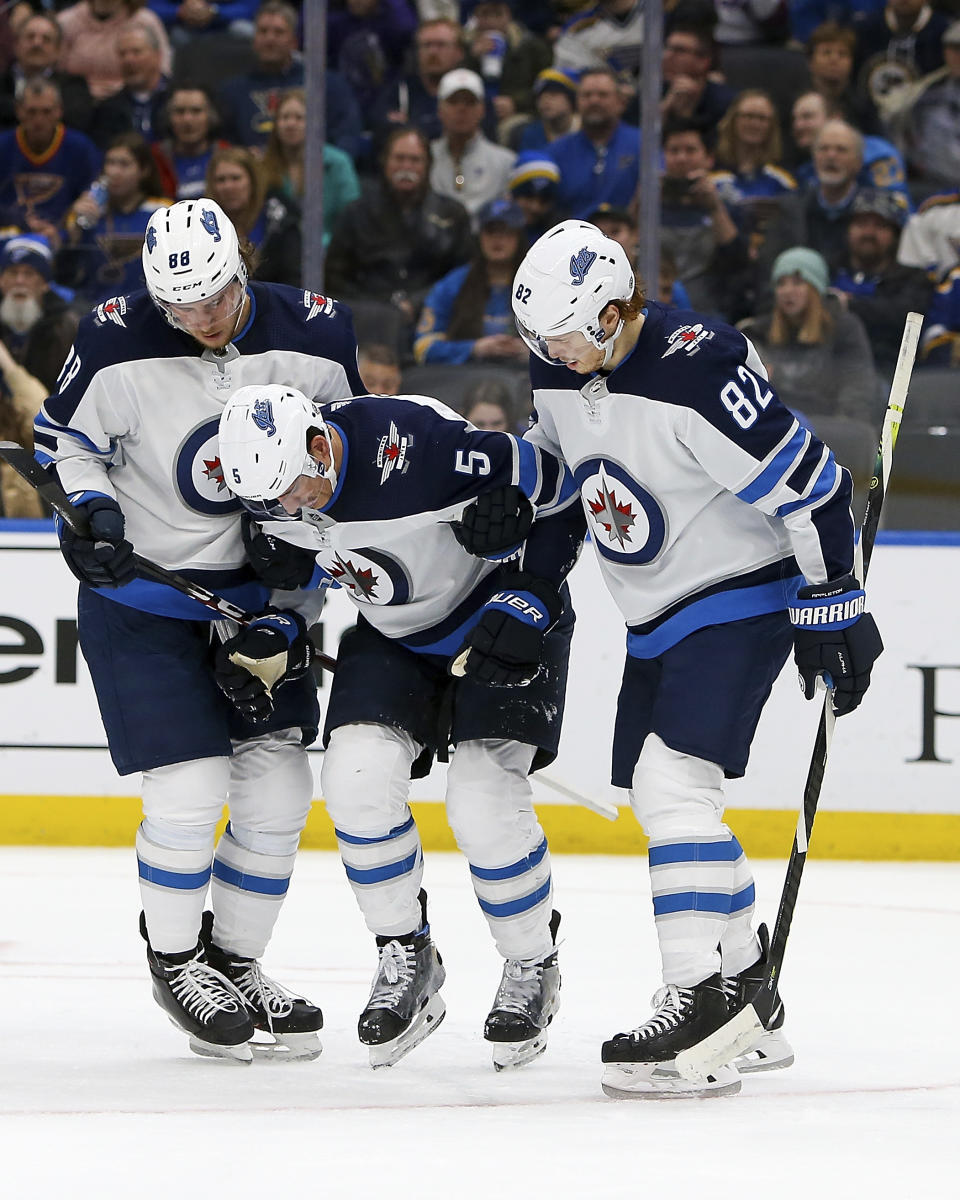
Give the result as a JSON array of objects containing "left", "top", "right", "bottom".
[
  {"left": 76, "top": 177, "right": 108, "bottom": 231},
  {"left": 480, "top": 31, "right": 507, "bottom": 81}
]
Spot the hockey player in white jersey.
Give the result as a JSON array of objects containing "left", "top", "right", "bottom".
[
  {"left": 217, "top": 382, "right": 584, "bottom": 1069},
  {"left": 510, "top": 220, "right": 884, "bottom": 1098},
  {"left": 33, "top": 198, "right": 367, "bottom": 1062}
]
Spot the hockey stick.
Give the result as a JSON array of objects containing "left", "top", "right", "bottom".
[
  {"left": 0, "top": 441, "right": 338, "bottom": 676},
  {"left": 675, "top": 310, "right": 923, "bottom": 1082}
]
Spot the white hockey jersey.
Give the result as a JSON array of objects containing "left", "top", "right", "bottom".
[
  {"left": 525, "top": 303, "right": 857, "bottom": 657},
  {"left": 34, "top": 284, "right": 364, "bottom": 618},
  {"left": 258, "top": 393, "right": 577, "bottom": 652}
]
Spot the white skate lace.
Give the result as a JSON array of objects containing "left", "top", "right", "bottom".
[
  {"left": 227, "top": 960, "right": 295, "bottom": 1029},
  {"left": 492, "top": 959, "right": 544, "bottom": 1015},
  {"left": 170, "top": 958, "right": 244, "bottom": 1025},
  {"left": 369, "top": 940, "right": 415, "bottom": 1008},
  {"left": 622, "top": 984, "right": 695, "bottom": 1042}
]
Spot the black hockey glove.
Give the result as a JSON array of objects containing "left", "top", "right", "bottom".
[
  {"left": 450, "top": 571, "right": 561, "bottom": 687},
  {"left": 451, "top": 484, "right": 533, "bottom": 560},
  {"left": 214, "top": 609, "right": 313, "bottom": 723},
  {"left": 60, "top": 496, "right": 136, "bottom": 588},
  {"left": 242, "top": 512, "right": 318, "bottom": 590},
  {"left": 790, "top": 575, "right": 883, "bottom": 716}
]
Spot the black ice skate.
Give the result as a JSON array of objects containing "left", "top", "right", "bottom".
[
  {"left": 358, "top": 890, "right": 446, "bottom": 1069},
  {"left": 600, "top": 973, "right": 741, "bottom": 1098},
  {"left": 200, "top": 911, "right": 323, "bottom": 1061},
  {"left": 722, "top": 923, "right": 794, "bottom": 1073},
  {"left": 484, "top": 909, "right": 561, "bottom": 1071},
  {"left": 141, "top": 912, "right": 254, "bottom": 1063}
]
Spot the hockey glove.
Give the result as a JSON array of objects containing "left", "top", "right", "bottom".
[
  {"left": 214, "top": 609, "right": 313, "bottom": 723},
  {"left": 242, "top": 512, "right": 318, "bottom": 590},
  {"left": 60, "top": 496, "right": 136, "bottom": 588},
  {"left": 790, "top": 575, "right": 883, "bottom": 716},
  {"left": 451, "top": 484, "right": 533, "bottom": 560},
  {"left": 450, "top": 571, "right": 561, "bottom": 687}
]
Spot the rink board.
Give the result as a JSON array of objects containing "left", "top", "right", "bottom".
[{"left": 2, "top": 525, "right": 960, "bottom": 859}]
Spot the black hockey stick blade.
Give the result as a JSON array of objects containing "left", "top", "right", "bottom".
[
  {"left": 0, "top": 441, "right": 338, "bottom": 673},
  {"left": 675, "top": 311, "right": 923, "bottom": 1083}
]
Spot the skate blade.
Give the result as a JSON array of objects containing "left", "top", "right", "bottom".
[
  {"left": 249, "top": 1030, "right": 323, "bottom": 1062},
  {"left": 734, "top": 1029, "right": 794, "bottom": 1074},
  {"left": 601, "top": 1060, "right": 741, "bottom": 1100},
  {"left": 187, "top": 1035, "right": 253, "bottom": 1064},
  {"left": 368, "top": 994, "right": 446, "bottom": 1069},
  {"left": 491, "top": 1030, "right": 548, "bottom": 1071}
]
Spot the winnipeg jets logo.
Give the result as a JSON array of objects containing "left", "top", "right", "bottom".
[
  {"left": 200, "top": 207, "right": 221, "bottom": 242},
  {"left": 145, "top": 225, "right": 157, "bottom": 254},
  {"left": 202, "top": 456, "right": 227, "bottom": 490},
  {"left": 252, "top": 398, "right": 277, "bottom": 436},
  {"left": 376, "top": 422, "right": 412, "bottom": 483},
  {"left": 329, "top": 555, "right": 379, "bottom": 601},
  {"left": 94, "top": 295, "right": 127, "bottom": 327},
  {"left": 587, "top": 464, "right": 636, "bottom": 547},
  {"left": 569, "top": 246, "right": 597, "bottom": 286},
  {"left": 303, "top": 291, "right": 334, "bottom": 320},
  {"left": 662, "top": 323, "right": 714, "bottom": 358}
]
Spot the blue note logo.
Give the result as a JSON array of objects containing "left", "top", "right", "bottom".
[
  {"left": 569, "top": 247, "right": 597, "bottom": 286},
  {"left": 200, "top": 207, "right": 221, "bottom": 243},
  {"left": 252, "top": 398, "right": 277, "bottom": 436}
]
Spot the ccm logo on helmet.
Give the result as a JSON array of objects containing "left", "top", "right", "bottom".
[{"left": 172, "top": 280, "right": 207, "bottom": 293}]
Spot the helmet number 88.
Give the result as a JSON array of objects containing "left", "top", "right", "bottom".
[
  {"left": 720, "top": 365, "right": 773, "bottom": 429},
  {"left": 169, "top": 251, "right": 191, "bottom": 268}
]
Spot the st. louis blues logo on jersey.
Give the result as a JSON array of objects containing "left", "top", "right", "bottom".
[
  {"left": 575, "top": 458, "right": 666, "bottom": 565},
  {"left": 175, "top": 416, "right": 243, "bottom": 517},
  {"left": 303, "top": 291, "right": 334, "bottom": 321},
  {"left": 252, "top": 398, "right": 276, "bottom": 435},
  {"left": 376, "top": 422, "right": 412, "bottom": 483},
  {"left": 570, "top": 246, "right": 597, "bottom": 286},
  {"left": 200, "top": 207, "right": 221, "bottom": 242},
  {"left": 94, "top": 295, "right": 127, "bottom": 328},
  {"left": 318, "top": 547, "right": 410, "bottom": 605}
]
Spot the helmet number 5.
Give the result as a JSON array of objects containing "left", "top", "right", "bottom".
[{"left": 720, "top": 365, "right": 773, "bottom": 429}]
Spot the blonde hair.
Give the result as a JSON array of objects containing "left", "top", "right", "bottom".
[
  {"left": 715, "top": 89, "right": 782, "bottom": 170},
  {"left": 769, "top": 281, "right": 834, "bottom": 346}
]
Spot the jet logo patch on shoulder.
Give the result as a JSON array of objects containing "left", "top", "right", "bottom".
[
  {"left": 376, "top": 421, "right": 412, "bottom": 483},
  {"left": 303, "top": 291, "right": 335, "bottom": 320},
  {"left": 94, "top": 296, "right": 127, "bottom": 328},
  {"left": 662, "top": 323, "right": 714, "bottom": 358}
]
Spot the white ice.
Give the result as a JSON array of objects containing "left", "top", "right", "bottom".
[{"left": 2, "top": 848, "right": 957, "bottom": 1199}]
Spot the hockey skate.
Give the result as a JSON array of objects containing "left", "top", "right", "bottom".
[
  {"left": 600, "top": 973, "right": 741, "bottom": 1099},
  {"left": 722, "top": 923, "right": 794, "bottom": 1074},
  {"left": 200, "top": 912, "right": 323, "bottom": 1061},
  {"left": 141, "top": 913, "right": 254, "bottom": 1063},
  {"left": 358, "top": 891, "right": 446, "bottom": 1069},
  {"left": 484, "top": 910, "right": 561, "bottom": 1071}
]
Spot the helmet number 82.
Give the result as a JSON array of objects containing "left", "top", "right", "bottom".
[
  {"left": 169, "top": 251, "right": 191, "bottom": 268},
  {"left": 720, "top": 365, "right": 773, "bottom": 429}
]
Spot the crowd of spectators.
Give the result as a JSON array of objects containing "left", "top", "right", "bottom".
[{"left": 1, "top": 0, "right": 960, "bottom": 515}]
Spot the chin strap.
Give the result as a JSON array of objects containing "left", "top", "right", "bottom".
[{"left": 599, "top": 317, "right": 625, "bottom": 368}]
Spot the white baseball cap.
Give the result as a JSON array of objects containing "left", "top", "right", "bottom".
[{"left": 438, "top": 68, "right": 485, "bottom": 103}]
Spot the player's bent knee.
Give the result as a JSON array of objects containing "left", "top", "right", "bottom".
[
  {"left": 141, "top": 755, "right": 231, "bottom": 830},
  {"left": 227, "top": 823, "right": 300, "bottom": 857},
  {"left": 630, "top": 732, "right": 726, "bottom": 838},
  {"left": 321, "top": 722, "right": 420, "bottom": 833},
  {"left": 446, "top": 739, "right": 539, "bottom": 861}
]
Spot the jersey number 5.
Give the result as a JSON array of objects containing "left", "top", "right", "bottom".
[
  {"left": 720, "top": 365, "right": 773, "bottom": 429},
  {"left": 454, "top": 449, "right": 491, "bottom": 476}
]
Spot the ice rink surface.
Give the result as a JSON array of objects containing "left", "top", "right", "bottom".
[{"left": 2, "top": 847, "right": 957, "bottom": 1199}]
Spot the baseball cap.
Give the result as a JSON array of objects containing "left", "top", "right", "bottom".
[
  {"left": 533, "top": 67, "right": 579, "bottom": 101},
  {"left": 0, "top": 234, "right": 53, "bottom": 280},
  {"left": 438, "top": 68, "right": 485, "bottom": 103},
  {"left": 771, "top": 246, "right": 829, "bottom": 295},
  {"left": 851, "top": 187, "right": 909, "bottom": 230},
  {"left": 478, "top": 197, "right": 526, "bottom": 230}
]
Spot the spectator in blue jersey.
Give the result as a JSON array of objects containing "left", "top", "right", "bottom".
[
  {"left": 828, "top": 188, "right": 932, "bottom": 376},
  {"left": 920, "top": 263, "right": 960, "bottom": 365},
  {"left": 804, "top": 22, "right": 880, "bottom": 137},
  {"left": 658, "top": 23, "right": 735, "bottom": 140},
  {"left": 414, "top": 196, "right": 529, "bottom": 365},
  {"left": 789, "top": 0, "right": 884, "bottom": 44},
  {"left": 548, "top": 66, "right": 640, "bottom": 219},
  {"left": 513, "top": 66, "right": 580, "bottom": 153},
  {"left": 259, "top": 88, "right": 360, "bottom": 249},
  {"left": 508, "top": 151, "right": 563, "bottom": 244},
  {"left": 217, "top": 0, "right": 362, "bottom": 158},
  {"left": 148, "top": 0, "right": 258, "bottom": 47},
  {"left": 712, "top": 89, "right": 798, "bottom": 259},
  {"left": 91, "top": 24, "right": 171, "bottom": 149},
  {"left": 739, "top": 246, "right": 878, "bottom": 427},
  {"left": 205, "top": 144, "right": 300, "bottom": 288},
  {"left": 0, "top": 77, "right": 101, "bottom": 242},
  {"left": 0, "top": 11, "right": 94, "bottom": 136},
  {"left": 153, "top": 85, "right": 227, "bottom": 201},
  {"left": 855, "top": 0, "right": 949, "bottom": 109},
  {"left": 59, "top": 131, "right": 171, "bottom": 304},
  {"left": 328, "top": 0, "right": 418, "bottom": 103},
  {"left": 787, "top": 93, "right": 908, "bottom": 201}
]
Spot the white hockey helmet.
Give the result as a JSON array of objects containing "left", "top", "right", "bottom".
[
  {"left": 142, "top": 197, "right": 247, "bottom": 327},
  {"left": 512, "top": 219, "right": 636, "bottom": 366},
  {"left": 218, "top": 384, "right": 336, "bottom": 520}
]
